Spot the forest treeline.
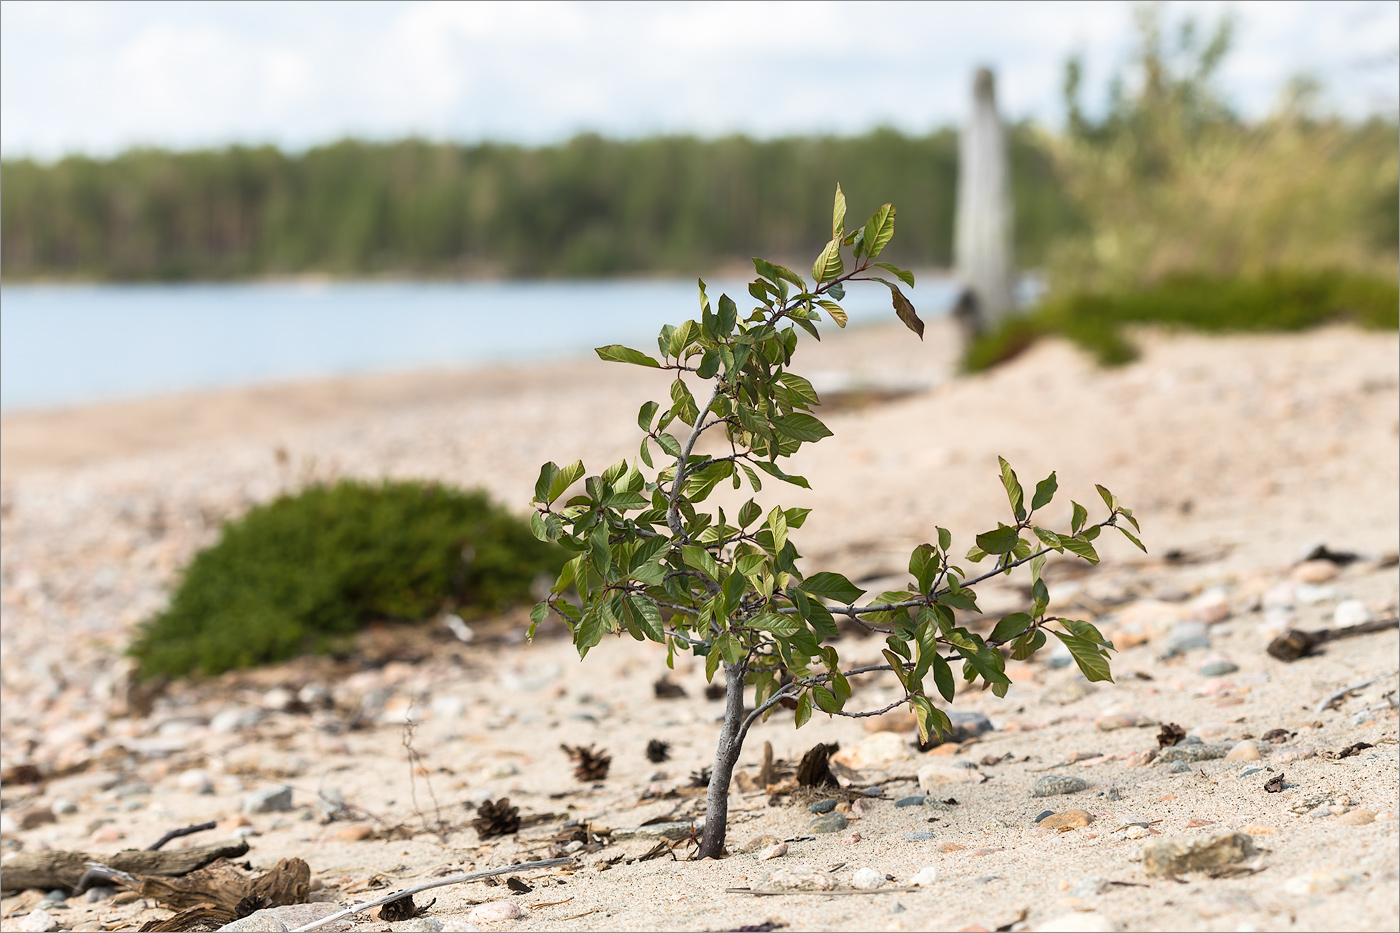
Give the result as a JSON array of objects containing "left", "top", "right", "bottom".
[{"left": 0, "top": 129, "right": 1080, "bottom": 281}]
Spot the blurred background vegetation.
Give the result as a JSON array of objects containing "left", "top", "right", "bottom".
[{"left": 2, "top": 8, "right": 1395, "bottom": 347}]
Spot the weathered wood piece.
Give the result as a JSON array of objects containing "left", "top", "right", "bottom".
[
  {"left": 0, "top": 839, "right": 249, "bottom": 891},
  {"left": 1267, "top": 617, "right": 1398, "bottom": 662},
  {"left": 954, "top": 66, "right": 1017, "bottom": 341},
  {"left": 137, "top": 856, "right": 309, "bottom": 913}
]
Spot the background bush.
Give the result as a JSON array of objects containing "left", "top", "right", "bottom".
[{"left": 129, "top": 479, "right": 564, "bottom": 679}]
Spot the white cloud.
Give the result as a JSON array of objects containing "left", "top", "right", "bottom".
[{"left": 1, "top": 0, "right": 1394, "bottom": 160}]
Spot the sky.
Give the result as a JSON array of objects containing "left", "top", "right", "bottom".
[{"left": 1, "top": 0, "right": 1396, "bottom": 161}]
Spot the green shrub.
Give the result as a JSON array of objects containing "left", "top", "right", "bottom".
[
  {"left": 966, "top": 271, "right": 1400, "bottom": 370},
  {"left": 130, "top": 480, "right": 564, "bottom": 679}
]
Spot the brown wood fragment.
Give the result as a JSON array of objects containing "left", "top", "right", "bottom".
[
  {"left": 138, "top": 858, "right": 310, "bottom": 914},
  {"left": 137, "top": 905, "right": 230, "bottom": 932},
  {"left": 0, "top": 840, "right": 250, "bottom": 892},
  {"left": 796, "top": 742, "right": 839, "bottom": 788},
  {"left": 1267, "top": 617, "right": 1398, "bottom": 662}
]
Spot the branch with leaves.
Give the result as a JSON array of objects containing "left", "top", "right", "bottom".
[{"left": 526, "top": 186, "right": 1142, "bottom": 858}]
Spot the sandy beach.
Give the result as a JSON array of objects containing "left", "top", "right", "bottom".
[{"left": 1, "top": 318, "right": 1397, "bottom": 932}]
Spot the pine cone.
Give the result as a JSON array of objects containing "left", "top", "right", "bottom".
[
  {"left": 645, "top": 739, "right": 671, "bottom": 763},
  {"left": 472, "top": 797, "right": 521, "bottom": 838},
  {"left": 562, "top": 744, "right": 611, "bottom": 782}
]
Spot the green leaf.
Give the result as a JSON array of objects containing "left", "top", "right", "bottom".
[
  {"left": 975, "top": 524, "right": 1020, "bottom": 555},
  {"left": 794, "top": 692, "right": 813, "bottom": 728},
  {"left": 1052, "top": 631, "right": 1114, "bottom": 682},
  {"left": 682, "top": 545, "right": 721, "bottom": 582},
  {"left": 705, "top": 640, "right": 722, "bottom": 682},
  {"left": 812, "top": 238, "right": 843, "bottom": 284},
  {"left": 548, "top": 460, "right": 585, "bottom": 503},
  {"left": 937, "top": 589, "right": 979, "bottom": 612},
  {"left": 738, "top": 499, "right": 762, "bottom": 527},
  {"left": 534, "top": 463, "right": 559, "bottom": 504},
  {"left": 1071, "top": 501, "right": 1087, "bottom": 534},
  {"left": 1119, "top": 526, "right": 1148, "bottom": 552},
  {"left": 1029, "top": 553, "right": 1047, "bottom": 586},
  {"left": 872, "top": 262, "right": 915, "bottom": 287},
  {"left": 1031, "top": 472, "right": 1058, "bottom": 511},
  {"left": 529, "top": 511, "right": 548, "bottom": 542},
  {"left": 529, "top": 601, "right": 549, "bottom": 627},
  {"left": 998, "top": 457, "right": 1025, "bottom": 520},
  {"left": 767, "top": 506, "right": 788, "bottom": 554},
  {"left": 637, "top": 400, "right": 660, "bottom": 432},
  {"left": 910, "top": 696, "right": 952, "bottom": 745},
  {"left": 776, "top": 372, "right": 820, "bottom": 408},
  {"left": 882, "top": 648, "right": 910, "bottom": 689},
  {"left": 575, "top": 610, "right": 607, "bottom": 659},
  {"left": 655, "top": 432, "right": 682, "bottom": 457},
  {"left": 772, "top": 412, "right": 832, "bottom": 443},
  {"left": 596, "top": 345, "right": 660, "bottom": 368},
  {"left": 754, "top": 460, "right": 810, "bottom": 488},
  {"left": 749, "top": 612, "right": 799, "bottom": 637},
  {"left": 816, "top": 299, "right": 848, "bottom": 328},
  {"left": 812, "top": 686, "right": 841, "bottom": 714},
  {"left": 989, "top": 612, "right": 1033, "bottom": 644},
  {"left": 862, "top": 204, "right": 896, "bottom": 260},
  {"left": 908, "top": 543, "right": 938, "bottom": 593},
  {"left": 752, "top": 257, "right": 806, "bottom": 293},
  {"left": 624, "top": 595, "right": 664, "bottom": 641},
  {"left": 930, "top": 652, "right": 955, "bottom": 701},
  {"left": 1096, "top": 484, "right": 1117, "bottom": 511},
  {"left": 783, "top": 507, "right": 812, "bottom": 529},
  {"left": 1010, "top": 628, "right": 1047, "bottom": 660},
  {"left": 799, "top": 571, "right": 866, "bottom": 604},
  {"left": 965, "top": 544, "right": 988, "bottom": 563},
  {"left": 1061, "top": 535, "right": 1100, "bottom": 564},
  {"left": 1059, "top": 618, "right": 1114, "bottom": 648},
  {"left": 946, "top": 631, "right": 1011, "bottom": 686},
  {"left": 832, "top": 183, "right": 846, "bottom": 238},
  {"left": 1032, "top": 526, "right": 1063, "bottom": 551}
]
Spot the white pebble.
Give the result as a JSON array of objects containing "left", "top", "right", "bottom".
[
  {"left": 758, "top": 842, "right": 788, "bottom": 860},
  {"left": 910, "top": 866, "right": 939, "bottom": 887},
  {"left": 467, "top": 901, "right": 528, "bottom": 923},
  {"left": 851, "top": 867, "right": 884, "bottom": 890},
  {"left": 20, "top": 908, "right": 58, "bottom": 933},
  {"left": 1332, "top": 599, "right": 1374, "bottom": 628}
]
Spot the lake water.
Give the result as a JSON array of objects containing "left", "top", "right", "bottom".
[{"left": 0, "top": 276, "right": 961, "bottom": 412}]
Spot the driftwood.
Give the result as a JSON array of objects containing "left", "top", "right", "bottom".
[
  {"left": 138, "top": 856, "right": 310, "bottom": 913},
  {"left": 0, "top": 839, "right": 249, "bottom": 892},
  {"left": 1266, "top": 616, "right": 1398, "bottom": 662}
]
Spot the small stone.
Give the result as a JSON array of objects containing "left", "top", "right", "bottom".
[
  {"left": 1243, "top": 823, "right": 1274, "bottom": 835},
  {"left": 758, "top": 842, "right": 788, "bottom": 860},
  {"left": 1191, "top": 590, "right": 1232, "bottom": 624},
  {"left": 216, "top": 915, "right": 289, "bottom": 932},
  {"left": 244, "top": 784, "right": 293, "bottom": 814},
  {"left": 809, "top": 799, "right": 838, "bottom": 814},
  {"left": 1037, "top": 912, "right": 1112, "bottom": 932},
  {"left": 1034, "top": 810, "right": 1053, "bottom": 823},
  {"left": 841, "top": 831, "right": 862, "bottom": 845},
  {"left": 808, "top": 812, "right": 849, "bottom": 834},
  {"left": 1237, "top": 767, "right": 1264, "bottom": 779},
  {"left": 1040, "top": 809, "right": 1094, "bottom": 831},
  {"left": 851, "top": 867, "right": 885, "bottom": 890},
  {"left": 333, "top": 824, "right": 375, "bottom": 842},
  {"left": 88, "top": 825, "right": 123, "bottom": 844},
  {"left": 19, "top": 808, "right": 56, "bottom": 829},
  {"left": 761, "top": 866, "right": 836, "bottom": 891},
  {"left": 317, "top": 787, "right": 348, "bottom": 820},
  {"left": 939, "top": 842, "right": 965, "bottom": 852},
  {"left": 910, "top": 866, "right": 939, "bottom": 887},
  {"left": 917, "top": 759, "right": 983, "bottom": 789},
  {"left": 1335, "top": 808, "right": 1376, "bottom": 826},
  {"left": 1142, "top": 832, "right": 1257, "bottom": 877},
  {"left": 895, "top": 795, "right": 927, "bottom": 808},
  {"left": 177, "top": 769, "right": 215, "bottom": 795},
  {"left": 467, "top": 901, "right": 529, "bottom": 922},
  {"left": 1292, "top": 560, "right": 1340, "bottom": 584},
  {"left": 1283, "top": 869, "right": 1362, "bottom": 896},
  {"left": 946, "top": 711, "right": 995, "bottom": 741},
  {"left": 1106, "top": 787, "right": 1125, "bottom": 801},
  {"left": 263, "top": 687, "right": 297, "bottom": 711},
  {"left": 1162, "top": 621, "right": 1210, "bottom": 657},
  {"left": 51, "top": 798, "right": 78, "bottom": 815},
  {"left": 832, "top": 732, "right": 915, "bottom": 769},
  {"left": 41, "top": 890, "right": 66, "bottom": 904},
  {"left": 741, "top": 834, "right": 781, "bottom": 854},
  {"left": 1295, "top": 583, "right": 1338, "bottom": 605},
  {"left": 1095, "top": 713, "right": 1139, "bottom": 731},
  {"left": 112, "top": 781, "right": 151, "bottom": 798},
  {"left": 1168, "top": 761, "right": 1191, "bottom": 773},
  {"left": 904, "top": 831, "right": 939, "bottom": 841},
  {"left": 1068, "top": 876, "right": 1109, "bottom": 897},
  {"left": 1332, "top": 599, "right": 1374, "bottom": 628},
  {"left": 83, "top": 887, "right": 117, "bottom": 903},
  {"left": 1225, "top": 741, "right": 1261, "bottom": 761},
  {"left": 398, "top": 920, "right": 446, "bottom": 933},
  {"left": 20, "top": 909, "right": 59, "bottom": 933},
  {"left": 1274, "top": 746, "right": 1315, "bottom": 764},
  {"left": 1159, "top": 743, "right": 1232, "bottom": 763},
  {"left": 1199, "top": 660, "right": 1239, "bottom": 677},
  {"left": 1033, "top": 775, "right": 1089, "bottom": 797},
  {"left": 1125, "top": 825, "right": 1150, "bottom": 839}
]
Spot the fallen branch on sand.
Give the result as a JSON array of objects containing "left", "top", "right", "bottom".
[
  {"left": 0, "top": 839, "right": 250, "bottom": 892},
  {"left": 1267, "top": 617, "right": 1398, "bottom": 663},
  {"left": 287, "top": 857, "right": 574, "bottom": 932}
]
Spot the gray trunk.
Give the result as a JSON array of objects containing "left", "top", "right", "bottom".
[
  {"left": 954, "top": 67, "right": 1016, "bottom": 338},
  {"left": 697, "top": 660, "right": 747, "bottom": 859}
]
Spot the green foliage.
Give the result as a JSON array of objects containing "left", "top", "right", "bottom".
[
  {"left": 1049, "top": 5, "right": 1398, "bottom": 294},
  {"left": 0, "top": 129, "right": 1077, "bottom": 281},
  {"left": 531, "top": 188, "right": 1138, "bottom": 754},
  {"left": 966, "top": 270, "right": 1400, "bottom": 370},
  {"left": 130, "top": 480, "right": 563, "bottom": 679}
]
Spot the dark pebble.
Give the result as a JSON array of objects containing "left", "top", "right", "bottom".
[
  {"left": 895, "top": 796, "right": 927, "bottom": 808},
  {"left": 1159, "top": 743, "right": 1231, "bottom": 763},
  {"left": 1034, "top": 810, "right": 1054, "bottom": 823},
  {"left": 1106, "top": 787, "right": 1125, "bottom": 801},
  {"left": 1169, "top": 760, "right": 1192, "bottom": 773},
  {"left": 1033, "top": 775, "right": 1089, "bottom": 797},
  {"left": 808, "top": 812, "right": 849, "bottom": 833},
  {"left": 809, "top": 799, "right": 838, "bottom": 814}
]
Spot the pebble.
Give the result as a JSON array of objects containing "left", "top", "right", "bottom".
[
  {"left": 1039, "top": 809, "right": 1094, "bottom": 831},
  {"left": 904, "top": 831, "right": 939, "bottom": 841},
  {"left": 758, "top": 842, "right": 788, "bottom": 860},
  {"left": 1191, "top": 590, "right": 1232, "bottom": 624},
  {"left": 1199, "top": 660, "right": 1239, "bottom": 677},
  {"left": 1295, "top": 583, "right": 1339, "bottom": 605},
  {"left": 1225, "top": 741, "right": 1262, "bottom": 761},
  {"left": 1292, "top": 560, "right": 1340, "bottom": 584},
  {"left": 1335, "top": 808, "right": 1376, "bottom": 826},
  {"left": 741, "top": 834, "right": 780, "bottom": 853},
  {"left": 808, "top": 812, "right": 849, "bottom": 834},
  {"left": 895, "top": 795, "right": 927, "bottom": 808},
  {"left": 1124, "top": 825, "right": 1150, "bottom": 839},
  {"left": 1237, "top": 767, "right": 1264, "bottom": 779},
  {"left": 1168, "top": 761, "right": 1192, "bottom": 773},
  {"left": 1068, "top": 876, "right": 1110, "bottom": 897},
  {"left": 809, "top": 799, "right": 838, "bottom": 814},
  {"left": 18, "top": 808, "right": 56, "bottom": 829},
  {"left": 1034, "top": 810, "right": 1053, "bottom": 823},
  {"left": 761, "top": 866, "right": 836, "bottom": 891},
  {"left": 1274, "top": 746, "right": 1316, "bottom": 764},
  {"left": 1159, "top": 743, "right": 1232, "bottom": 763},
  {"left": 1033, "top": 775, "right": 1089, "bottom": 797},
  {"left": 216, "top": 916, "right": 289, "bottom": 932},
  {"left": 1283, "top": 869, "right": 1362, "bottom": 896},
  {"left": 1263, "top": 582, "right": 1295, "bottom": 608},
  {"left": 83, "top": 887, "right": 117, "bottom": 903},
  {"left": 1106, "top": 787, "right": 1125, "bottom": 801},
  {"left": 317, "top": 787, "right": 348, "bottom": 820},
  {"left": 1333, "top": 599, "right": 1374, "bottom": 627},
  {"left": 20, "top": 909, "right": 59, "bottom": 933},
  {"left": 51, "top": 798, "right": 78, "bottom": 816},
  {"left": 850, "top": 867, "right": 885, "bottom": 890},
  {"left": 1095, "top": 712, "right": 1146, "bottom": 731},
  {"left": 244, "top": 784, "right": 293, "bottom": 814},
  {"left": 467, "top": 901, "right": 529, "bottom": 922},
  {"left": 333, "top": 824, "right": 375, "bottom": 842},
  {"left": 1037, "top": 912, "right": 1112, "bottom": 932},
  {"left": 917, "top": 759, "right": 983, "bottom": 789},
  {"left": 396, "top": 920, "right": 447, "bottom": 933},
  {"left": 946, "top": 711, "right": 995, "bottom": 741},
  {"left": 112, "top": 780, "right": 152, "bottom": 798},
  {"left": 910, "top": 866, "right": 939, "bottom": 887},
  {"left": 832, "top": 732, "right": 915, "bottom": 769},
  {"left": 1142, "top": 832, "right": 1258, "bottom": 877},
  {"left": 1162, "top": 621, "right": 1210, "bottom": 657},
  {"left": 177, "top": 768, "right": 215, "bottom": 795}
]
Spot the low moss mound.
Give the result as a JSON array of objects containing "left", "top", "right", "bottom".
[
  {"left": 130, "top": 479, "right": 564, "bottom": 679},
  {"left": 965, "top": 271, "right": 1400, "bottom": 371}
]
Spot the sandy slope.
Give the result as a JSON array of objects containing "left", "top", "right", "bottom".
[{"left": 1, "top": 319, "right": 1397, "bottom": 932}]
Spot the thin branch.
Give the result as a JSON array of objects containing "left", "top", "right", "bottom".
[
  {"left": 289, "top": 858, "right": 575, "bottom": 932},
  {"left": 667, "top": 383, "right": 725, "bottom": 541}
]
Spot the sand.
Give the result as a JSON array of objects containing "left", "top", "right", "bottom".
[{"left": 1, "top": 318, "right": 1397, "bottom": 932}]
